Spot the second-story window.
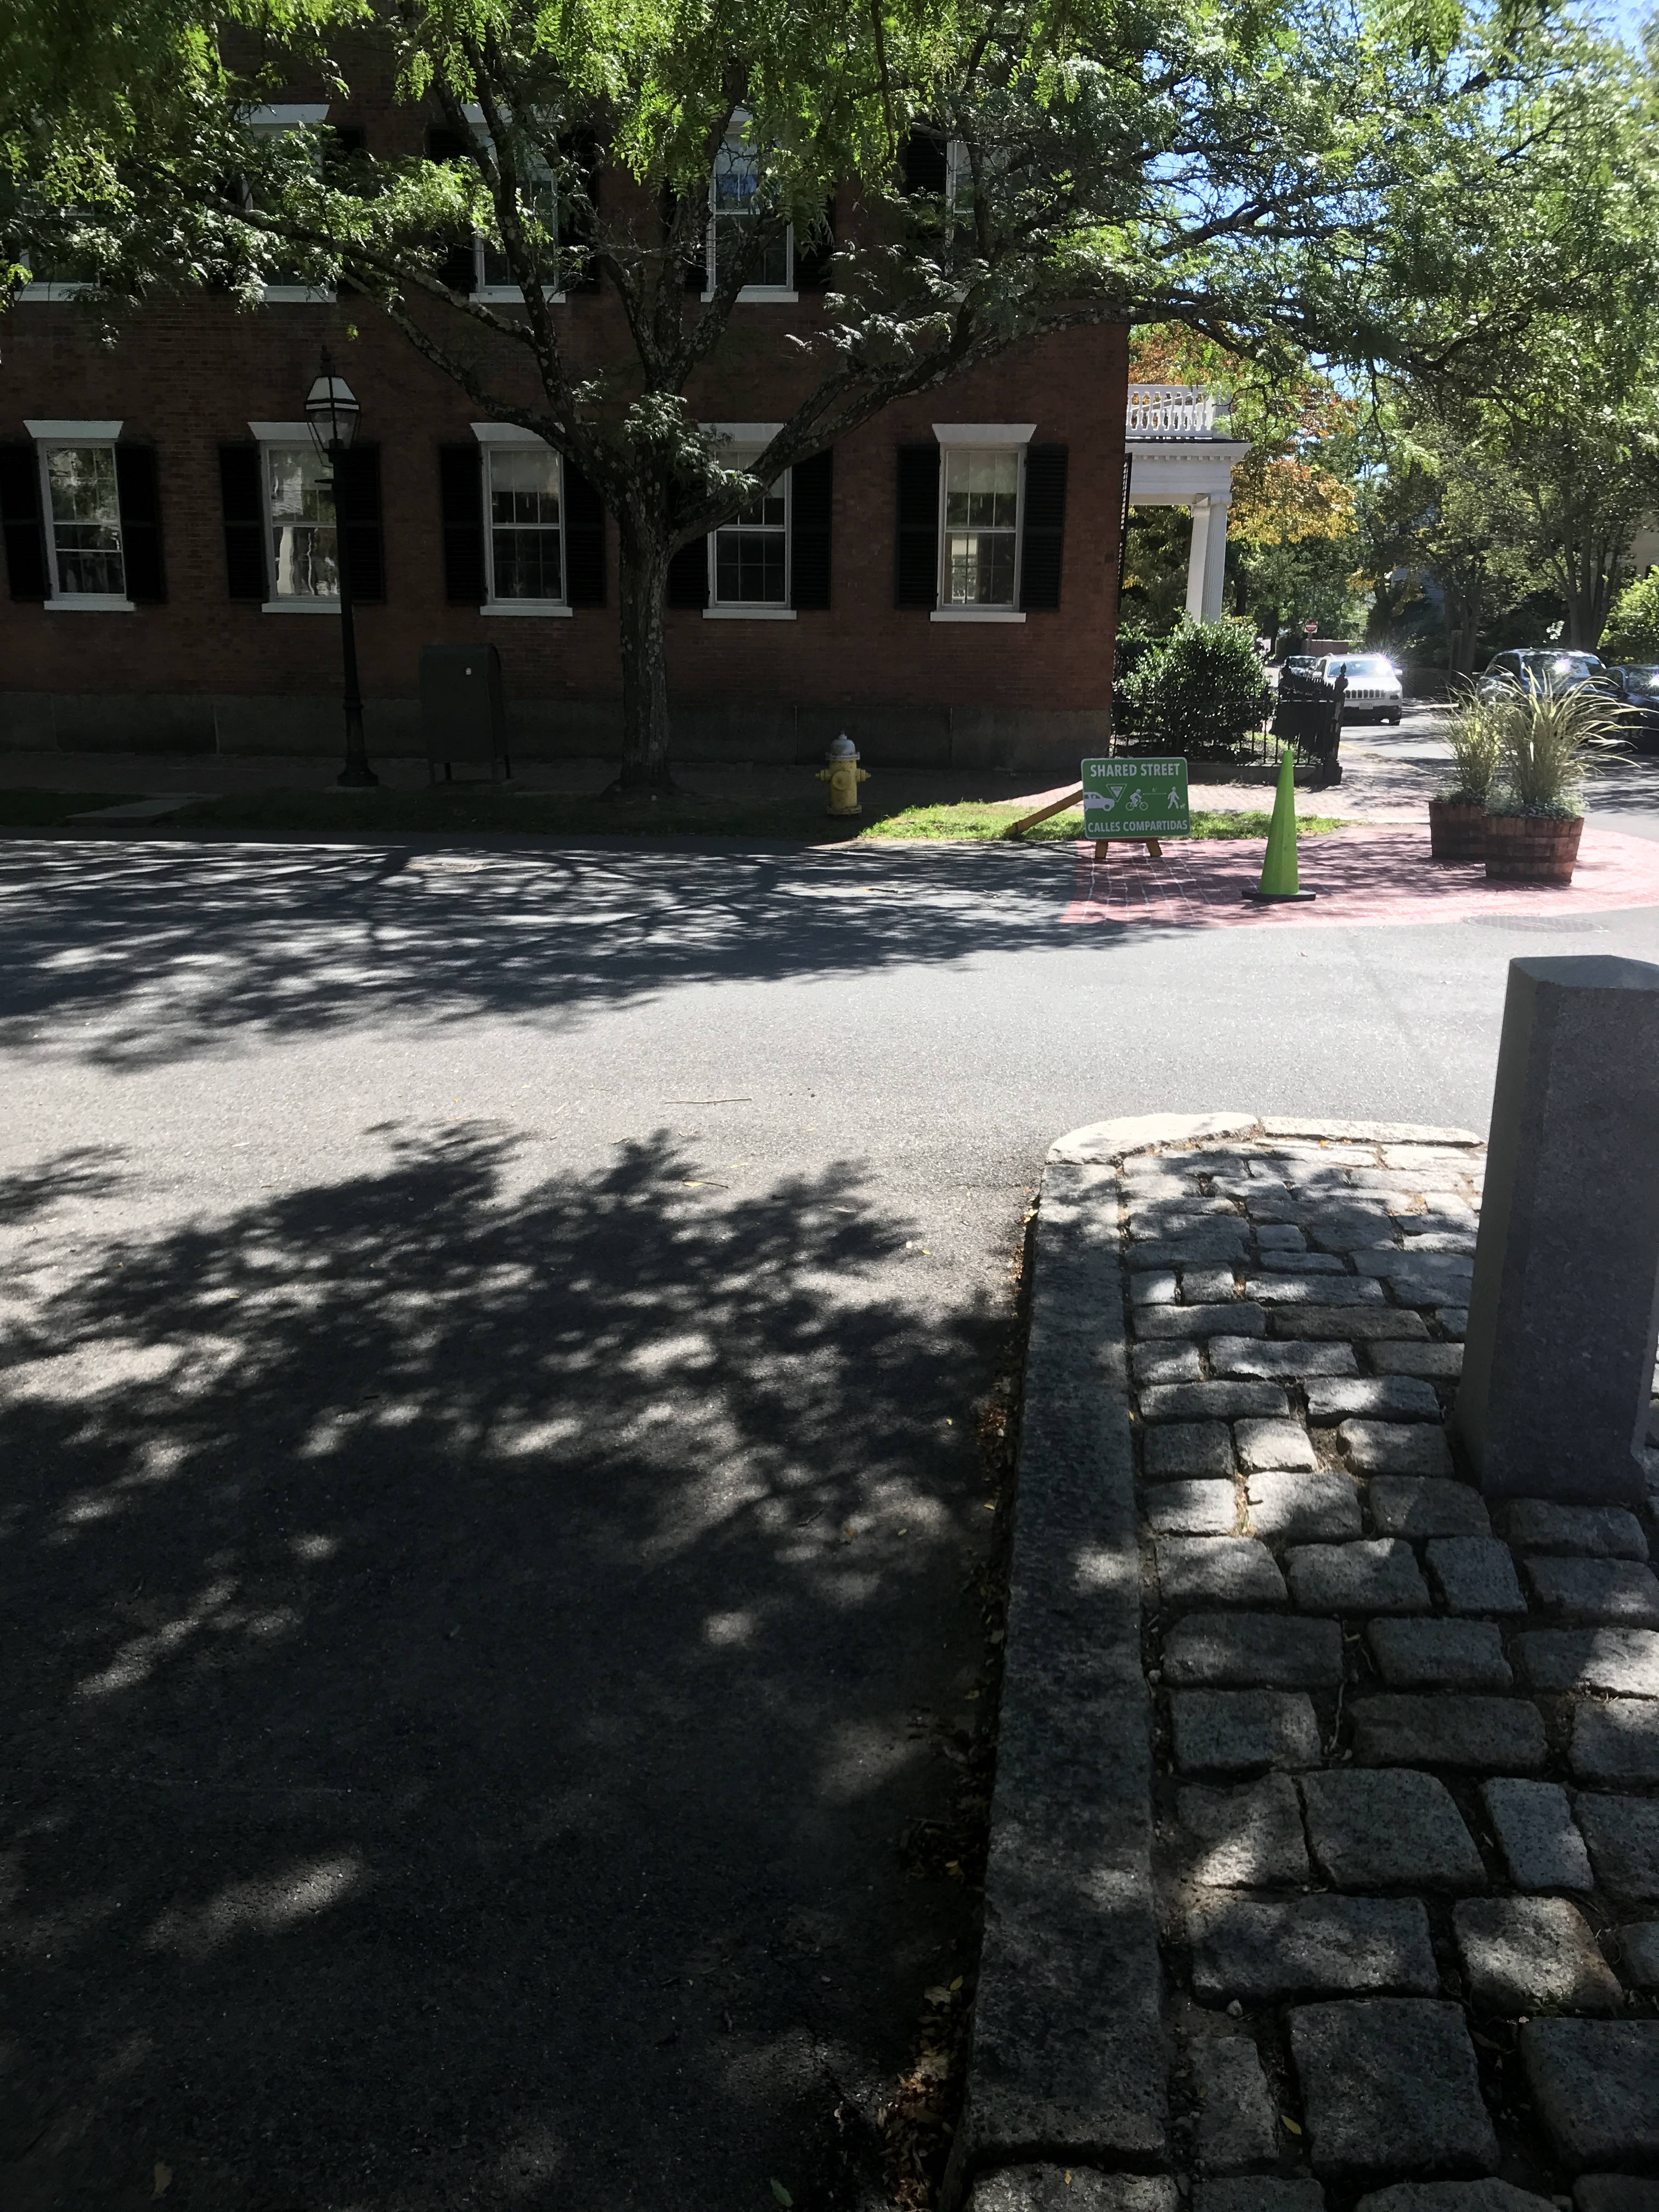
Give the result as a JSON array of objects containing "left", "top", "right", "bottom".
[
  {"left": 246, "top": 105, "right": 334, "bottom": 301},
  {"left": 709, "top": 127, "right": 793, "bottom": 298}
]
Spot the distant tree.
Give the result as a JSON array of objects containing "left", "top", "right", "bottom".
[{"left": 1602, "top": 568, "right": 1659, "bottom": 662}]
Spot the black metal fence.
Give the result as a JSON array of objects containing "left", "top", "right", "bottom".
[
  {"left": 1109, "top": 668, "right": 1346, "bottom": 787},
  {"left": 1271, "top": 665, "right": 1347, "bottom": 783}
]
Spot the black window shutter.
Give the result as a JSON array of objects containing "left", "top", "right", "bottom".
[
  {"left": 0, "top": 442, "right": 48, "bottom": 601},
  {"left": 667, "top": 534, "right": 708, "bottom": 608},
  {"left": 439, "top": 443, "right": 485, "bottom": 603},
  {"left": 335, "top": 444, "right": 385, "bottom": 602},
  {"left": 559, "top": 131, "right": 602, "bottom": 293},
  {"left": 900, "top": 131, "right": 949, "bottom": 195},
  {"left": 563, "top": 458, "right": 606, "bottom": 606},
  {"left": 427, "top": 126, "right": 476, "bottom": 291},
  {"left": 895, "top": 443, "right": 940, "bottom": 607},
  {"left": 218, "top": 443, "right": 267, "bottom": 601},
  {"left": 790, "top": 448, "right": 832, "bottom": 609},
  {"left": 114, "top": 444, "right": 166, "bottom": 602},
  {"left": 794, "top": 196, "right": 836, "bottom": 290},
  {"left": 1020, "top": 443, "right": 1068, "bottom": 611}
]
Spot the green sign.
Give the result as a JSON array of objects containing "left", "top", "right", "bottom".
[{"left": 1081, "top": 756, "right": 1190, "bottom": 839}]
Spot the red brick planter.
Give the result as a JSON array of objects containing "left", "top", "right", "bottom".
[
  {"left": 1485, "top": 812, "right": 1584, "bottom": 885},
  {"left": 1429, "top": 798, "right": 1487, "bottom": 861}
]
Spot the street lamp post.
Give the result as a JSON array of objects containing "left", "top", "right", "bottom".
[{"left": 305, "top": 352, "right": 378, "bottom": 788}]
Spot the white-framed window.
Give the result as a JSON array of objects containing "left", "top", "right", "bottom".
[
  {"left": 471, "top": 425, "right": 570, "bottom": 614},
  {"left": 245, "top": 105, "right": 335, "bottom": 302},
  {"left": 461, "top": 108, "right": 565, "bottom": 303},
  {"left": 247, "top": 421, "right": 337, "bottom": 611},
  {"left": 25, "top": 420, "right": 132, "bottom": 609},
  {"left": 706, "top": 120, "right": 794, "bottom": 301},
  {"left": 929, "top": 423, "right": 1034, "bottom": 624},
  {"left": 701, "top": 423, "right": 795, "bottom": 619}
]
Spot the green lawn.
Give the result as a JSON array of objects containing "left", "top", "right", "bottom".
[
  {"left": 0, "top": 783, "right": 1349, "bottom": 844},
  {"left": 868, "top": 802, "right": 1348, "bottom": 842}
]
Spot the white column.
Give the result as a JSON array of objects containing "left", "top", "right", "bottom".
[
  {"left": 1184, "top": 498, "right": 1212, "bottom": 619},
  {"left": 1200, "top": 492, "right": 1232, "bottom": 622}
]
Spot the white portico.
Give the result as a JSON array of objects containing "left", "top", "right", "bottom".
[{"left": 1124, "top": 386, "right": 1251, "bottom": 622}]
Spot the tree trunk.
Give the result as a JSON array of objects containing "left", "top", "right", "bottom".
[{"left": 614, "top": 509, "right": 675, "bottom": 791}]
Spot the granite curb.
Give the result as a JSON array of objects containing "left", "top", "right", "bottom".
[
  {"left": 952, "top": 1150, "right": 1166, "bottom": 2194},
  {"left": 958, "top": 1111, "right": 1659, "bottom": 2212}
]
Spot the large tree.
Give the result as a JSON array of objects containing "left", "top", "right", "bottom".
[{"left": 3, "top": 0, "right": 1649, "bottom": 783}]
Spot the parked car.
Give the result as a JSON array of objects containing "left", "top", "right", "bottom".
[
  {"left": 1316, "top": 653, "right": 1404, "bottom": 723},
  {"left": 1606, "top": 664, "right": 1659, "bottom": 752},
  {"left": 1476, "top": 648, "right": 1612, "bottom": 702},
  {"left": 1264, "top": 655, "right": 1324, "bottom": 690}
]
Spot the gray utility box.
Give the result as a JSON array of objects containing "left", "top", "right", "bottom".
[{"left": 420, "top": 643, "right": 510, "bottom": 782}]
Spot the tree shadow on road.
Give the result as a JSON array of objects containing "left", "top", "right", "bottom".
[
  {"left": 0, "top": 839, "right": 1080, "bottom": 1070},
  {"left": 0, "top": 1130, "right": 1002, "bottom": 2210}
]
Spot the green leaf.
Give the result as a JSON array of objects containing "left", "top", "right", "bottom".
[{"left": 771, "top": 2183, "right": 794, "bottom": 2208}]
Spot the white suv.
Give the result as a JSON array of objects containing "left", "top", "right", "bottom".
[{"left": 1318, "top": 654, "right": 1404, "bottom": 724}]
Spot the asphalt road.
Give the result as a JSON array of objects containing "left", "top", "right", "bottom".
[{"left": 4, "top": 750, "right": 1659, "bottom": 2212}]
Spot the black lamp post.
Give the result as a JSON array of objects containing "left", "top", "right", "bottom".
[{"left": 305, "top": 351, "right": 378, "bottom": 788}]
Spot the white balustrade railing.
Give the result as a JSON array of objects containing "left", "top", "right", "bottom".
[{"left": 1125, "top": 385, "right": 1227, "bottom": 437}]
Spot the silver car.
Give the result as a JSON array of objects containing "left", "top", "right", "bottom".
[{"left": 1476, "top": 648, "right": 1611, "bottom": 701}]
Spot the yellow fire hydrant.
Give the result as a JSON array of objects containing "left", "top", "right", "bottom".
[{"left": 818, "top": 732, "right": 870, "bottom": 817}]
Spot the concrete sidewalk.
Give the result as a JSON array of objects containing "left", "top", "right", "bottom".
[
  {"left": 0, "top": 704, "right": 1457, "bottom": 823},
  {"left": 960, "top": 1114, "right": 1659, "bottom": 2211}
]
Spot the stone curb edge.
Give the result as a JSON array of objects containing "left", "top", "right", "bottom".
[
  {"left": 949, "top": 1147, "right": 1164, "bottom": 2208},
  {"left": 954, "top": 1108, "right": 1487, "bottom": 2211},
  {"left": 1051, "top": 1113, "right": 1482, "bottom": 1164}
]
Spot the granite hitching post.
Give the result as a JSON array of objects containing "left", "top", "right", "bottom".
[{"left": 1455, "top": 955, "right": 1659, "bottom": 1506}]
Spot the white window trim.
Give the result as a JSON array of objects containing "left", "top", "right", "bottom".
[
  {"left": 249, "top": 427, "right": 340, "bottom": 613},
  {"left": 470, "top": 422, "right": 550, "bottom": 445},
  {"left": 704, "top": 442, "right": 792, "bottom": 615},
  {"left": 932, "top": 433, "right": 1029, "bottom": 618},
  {"left": 471, "top": 424, "right": 571, "bottom": 616},
  {"left": 932, "top": 423, "right": 1036, "bottom": 445},
  {"left": 247, "top": 104, "right": 330, "bottom": 129},
  {"left": 28, "top": 424, "right": 136, "bottom": 611},
  {"left": 27, "top": 419, "right": 122, "bottom": 440}
]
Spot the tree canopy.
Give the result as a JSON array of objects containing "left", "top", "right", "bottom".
[{"left": 4, "top": 0, "right": 1654, "bottom": 772}]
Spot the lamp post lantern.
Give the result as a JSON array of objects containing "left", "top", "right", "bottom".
[{"left": 305, "top": 352, "right": 377, "bottom": 788}]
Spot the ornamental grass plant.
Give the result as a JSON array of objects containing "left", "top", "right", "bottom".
[
  {"left": 1488, "top": 677, "right": 1627, "bottom": 819},
  {"left": 1440, "top": 688, "right": 1504, "bottom": 806}
]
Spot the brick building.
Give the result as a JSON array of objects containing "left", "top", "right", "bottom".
[{"left": 0, "top": 101, "right": 1131, "bottom": 778}]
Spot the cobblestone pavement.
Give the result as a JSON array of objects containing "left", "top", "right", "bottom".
[{"left": 962, "top": 1113, "right": 1659, "bottom": 2212}]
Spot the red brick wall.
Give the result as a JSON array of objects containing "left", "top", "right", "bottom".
[{"left": 0, "top": 293, "right": 1126, "bottom": 703}]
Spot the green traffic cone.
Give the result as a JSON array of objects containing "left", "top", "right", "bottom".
[{"left": 1243, "top": 749, "right": 1317, "bottom": 903}]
